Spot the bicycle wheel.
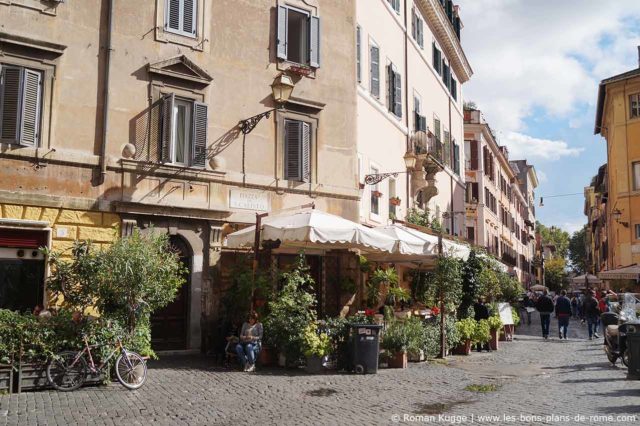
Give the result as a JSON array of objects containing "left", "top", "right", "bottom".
[
  {"left": 46, "top": 351, "right": 87, "bottom": 392},
  {"left": 115, "top": 351, "right": 147, "bottom": 390}
]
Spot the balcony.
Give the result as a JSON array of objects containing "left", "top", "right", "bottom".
[{"left": 412, "top": 129, "right": 443, "bottom": 164}]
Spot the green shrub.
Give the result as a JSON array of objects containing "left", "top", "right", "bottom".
[
  {"left": 511, "top": 307, "right": 521, "bottom": 326},
  {"left": 381, "top": 317, "right": 424, "bottom": 353},
  {"left": 421, "top": 316, "right": 459, "bottom": 358},
  {"left": 302, "top": 323, "right": 331, "bottom": 358},
  {"left": 455, "top": 318, "right": 477, "bottom": 341},
  {"left": 473, "top": 319, "right": 491, "bottom": 344},
  {"left": 487, "top": 315, "right": 503, "bottom": 331}
]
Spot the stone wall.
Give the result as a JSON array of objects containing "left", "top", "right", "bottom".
[{"left": 0, "top": 204, "right": 119, "bottom": 255}]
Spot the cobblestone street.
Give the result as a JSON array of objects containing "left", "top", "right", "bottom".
[{"left": 1, "top": 315, "right": 639, "bottom": 425}]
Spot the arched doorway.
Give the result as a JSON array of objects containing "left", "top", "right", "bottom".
[{"left": 151, "top": 235, "right": 191, "bottom": 351}]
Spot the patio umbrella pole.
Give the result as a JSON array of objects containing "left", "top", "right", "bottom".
[
  {"left": 252, "top": 212, "right": 269, "bottom": 311},
  {"left": 438, "top": 232, "right": 446, "bottom": 359}
]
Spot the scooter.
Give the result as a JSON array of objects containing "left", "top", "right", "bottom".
[{"left": 600, "top": 311, "right": 630, "bottom": 367}]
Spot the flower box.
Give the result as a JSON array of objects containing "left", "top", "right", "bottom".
[
  {"left": 305, "top": 355, "right": 327, "bottom": 374},
  {"left": 17, "top": 361, "right": 106, "bottom": 393},
  {"left": 0, "top": 364, "right": 13, "bottom": 394},
  {"left": 389, "top": 197, "right": 402, "bottom": 206},
  {"left": 288, "top": 65, "right": 312, "bottom": 76},
  {"left": 454, "top": 339, "right": 472, "bottom": 355},
  {"left": 388, "top": 351, "right": 407, "bottom": 368},
  {"left": 489, "top": 329, "right": 500, "bottom": 351},
  {"left": 372, "top": 190, "right": 383, "bottom": 198}
]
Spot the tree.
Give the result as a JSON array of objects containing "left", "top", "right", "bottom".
[
  {"left": 459, "top": 249, "right": 482, "bottom": 319},
  {"left": 536, "top": 222, "right": 570, "bottom": 259},
  {"left": 544, "top": 257, "right": 568, "bottom": 292},
  {"left": 568, "top": 225, "right": 588, "bottom": 274}
]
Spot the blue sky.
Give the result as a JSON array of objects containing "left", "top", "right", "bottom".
[{"left": 457, "top": 0, "right": 640, "bottom": 234}]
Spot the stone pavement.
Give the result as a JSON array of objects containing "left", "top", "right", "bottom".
[{"left": 1, "top": 314, "right": 639, "bottom": 425}]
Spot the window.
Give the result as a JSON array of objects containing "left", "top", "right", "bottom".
[
  {"left": 0, "top": 64, "right": 42, "bottom": 147},
  {"left": 284, "top": 119, "right": 311, "bottom": 182},
  {"left": 411, "top": 9, "right": 424, "bottom": 48},
  {"left": 277, "top": 5, "right": 321, "bottom": 68},
  {"left": 432, "top": 43, "right": 442, "bottom": 75},
  {"left": 467, "top": 226, "right": 475, "bottom": 242},
  {"left": 633, "top": 161, "right": 640, "bottom": 190},
  {"left": 450, "top": 77, "right": 457, "bottom": 100},
  {"left": 635, "top": 224, "right": 640, "bottom": 240},
  {"left": 387, "top": 63, "right": 402, "bottom": 118},
  {"left": 466, "top": 182, "right": 478, "bottom": 203},
  {"left": 443, "top": 130, "right": 451, "bottom": 167},
  {"left": 165, "top": 0, "right": 197, "bottom": 38},
  {"left": 356, "top": 26, "right": 362, "bottom": 83},
  {"left": 370, "top": 166, "right": 380, "bottom": 215},
  {"left": 387, "top": 0, "right": 400, "bottom": 14},
  {"left": 160, "top": 94, "right": 207, "bottom": 167},
  {"left": 631, "top": 94, "right": 640, "bottom": 118},
  {"left": 442, "top": 60, "right": 451, "bottom": 90},
  {"left": 369, "top": 42, "right": 380, "bottom": 98},
  {"left": 414, "top": 95, "right": 426, "bottom": 132},
  {"left": 453, "top": 141, "right": 460, "bottom": 175},
  {"left": 389, "top": 178, "right": 397, "bottom": 219}
]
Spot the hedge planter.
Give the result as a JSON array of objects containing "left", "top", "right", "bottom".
[
  {"left": 489, "top": 329, "right": 500, "bottom": 351},
  {"left": 305, "top": 355, "right": 326, "bottom": 374},
  {"left": 0, "top": 364, "right": 13, "bottom": 394},
  {"left": 454, "top": 340, "right": 472, "bottom": 355},
  {"left": 17, "top": 362, "right": 106, "bottom": 393},
  {"left": 388, "top": 351, "right": 407, "bottom": 369}
]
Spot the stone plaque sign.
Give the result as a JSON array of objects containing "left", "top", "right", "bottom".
[{"left": 229, "top": 189, "right": 270, "bottom": 211}]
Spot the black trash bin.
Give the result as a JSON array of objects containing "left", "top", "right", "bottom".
[
  {"left": 349, "top": 323, "right": 382, "bottom": 374},
  {"left": 623, "top": 322, "right": 640, "bottom": 380}
]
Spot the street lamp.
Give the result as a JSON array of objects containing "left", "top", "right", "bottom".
[
  {"left": 612, "top": 208, "right": 629, "bottom": 227},
  {"left": 364, "top": 152, "right": 419, "bottom": 185},
  {"left": 239, "top": 74, "right": 295, "bottom": 135}
]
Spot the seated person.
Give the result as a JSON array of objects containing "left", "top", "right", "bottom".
[{"left": 235, "top": 312, "right": 263, "bottom": 372}]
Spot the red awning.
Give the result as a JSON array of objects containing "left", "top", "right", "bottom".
[{"left": 0, "top": 228, "right": 48, "bottom": 248}]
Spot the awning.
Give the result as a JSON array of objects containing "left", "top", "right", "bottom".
[
  {"left": 225, "top": 209, "right": 397, "bottom": 253},
  {"left": 478, "top": 252, "right": 508, "bottom": 273},
  {"left": 571, "top": 274, "right": 601, "bottom": 284},
  {"left": 598, "top": 265, "right": 640, "bottom": 280}
]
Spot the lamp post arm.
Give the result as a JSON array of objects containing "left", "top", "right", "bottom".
[{"left": 239, "top": 109, "right": 277, "bottom": 135}]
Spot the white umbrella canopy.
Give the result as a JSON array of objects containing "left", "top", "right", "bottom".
[
  {"left": 225, "top": 209, "right": 397, "bottom": 253},
  {"left": 375, "top": 224, "right": 438, "bottom": 255},
  {"left": 572, "top": 274, "right": 601, "bottom": 284}
]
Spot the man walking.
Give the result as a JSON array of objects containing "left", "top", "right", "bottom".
[
  {"left": 582, "top": 290, "right": 600, "bottom": 340},
  {"left": 555, "top": 290, "right": 572, "bottom": 339},
  {"left": 535, "top": 290, "right": 554, "bottom": 339}
]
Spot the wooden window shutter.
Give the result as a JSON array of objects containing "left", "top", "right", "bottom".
[
  {"left": 183, "top": 0, "right": 197, "bottom": 35},
  {"left": 19, "top": 69, "right": 42, "bottom": 147},
  {"left": 301, "top": 121, "right": 311, "bottom": 182},
  {"left": 0, "top": 65, "right": 23, "bottom": 143},
  {"left": 470, "top": 140, "right": 478, "bottom": 170},
  {"left": 370, "top": 45, "right": 379, "bottom": 97},
  {"left": 310, "top": 16, "right": 321, "bottom": 68},
  {"left": 284, "top": 120, "right": 302, "bottom": 181},
  {"left": 394, "top": 70, "right": 402, "bottom": 118},
  {"left": 192, "top": 101, "right": 207, "bottom": 168},
  {"left": 277, "top": 5, "right": 288, "bottom": 60},
  {"left": 160, "top": 93, "right": 175, "bottom": 163},
  {"left": 167, "top": 0, "right": 181, "bottom": 31}
]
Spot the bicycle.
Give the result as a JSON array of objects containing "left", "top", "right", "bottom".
[{"left": 46, "top": 335, "right": 148, "bottom": 391}]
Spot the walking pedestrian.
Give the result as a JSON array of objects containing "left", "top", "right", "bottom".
[
  {"left": 555, "top": 290, "right": 572, "bottom": 339},
  {"left": 535, "top": 290, "right": 554, "bottom": 339},
  {"left": 570, "top": 295, "right": 578, "bottom": 318},
  {"left": 474, "top": 298, "right": 491, "bottom": 352},
  {"left": 582, "top": 290, "right": 600, "bottom": 340},
  {"left": 520, "top": 294, "right": 534, "bottom": 325}
]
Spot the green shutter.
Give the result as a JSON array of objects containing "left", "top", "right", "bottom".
[
  {"left": 191, "top": 101, "right": 207, "bottom": 168},
  {"left": 160, "top": 93, "right": 175, "bottom": 163},
  {"left": 19, "top": 69, "right": 41, "bottom": 147},
  {"left": 0, "top": 65, "right": 22, "bottom": 143}
]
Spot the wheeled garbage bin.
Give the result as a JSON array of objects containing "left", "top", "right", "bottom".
[
  {"left": 624, "top": 322, "right": 640, "bottom": 380},
  {"left": 349, "top": 324, "right": 382, "bottom": 374}
]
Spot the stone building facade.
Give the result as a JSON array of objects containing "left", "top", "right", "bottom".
[{"left": 0, "top": 0, "right": 358, "bottom": 352}]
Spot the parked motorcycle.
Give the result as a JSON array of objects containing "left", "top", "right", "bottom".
[{"left": 601, "top": 311, "right": 630, "bottom": 367}]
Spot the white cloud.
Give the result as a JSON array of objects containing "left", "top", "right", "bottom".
[
  {"left": 458, "top": 0, "right": 640, "bottom": 150},
  {"left": 502, "top": 132, "right": 583, "bottom": 161},
  {"left": 561, "top": 221, "right": 586, "bottom": 235}
]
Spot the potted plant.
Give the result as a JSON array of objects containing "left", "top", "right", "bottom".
[
  {"left": 472, "top": 319, "right": 491, "bottom": 351},
  {"left": 487, "top": 316, "right": 503, "bottom": 351},
  {"left": 389, "top": 196, "right": 402, "bottom": 206},
  {"left": 367, "top": 267, "right": 399, "bottom": 308},
  {"left": 386, "top": 286, "right": 410, "bottom": 312},
  {"left": 454, "top": 318, "right": 476, "bottom": 355},
  {"left": 302, "top": 323, "right": 331, "bottom": 374},
  {"left": 381, "top": 319, "right": 410, "bottom": 368},
  {"left": 372, "top": 190, "right": 383, "bottom": 198}
]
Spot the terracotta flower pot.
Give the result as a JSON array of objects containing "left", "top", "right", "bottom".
[
  {"left": 258, "top": 346, "right": 274, "bottom": 366},
  {"left": 489, "top": 329, "right": 500, "bottom": 351},
  {"left": 454, "top": 339, "right": 472, "bottom": 355},
  {"left": 388, "top": 351, "right": 408, "bottom": 368}
]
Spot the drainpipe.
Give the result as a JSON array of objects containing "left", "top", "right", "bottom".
[
  {"left": 404, "top": 0, "right": 411, "bottom": 213},
  {"left": 98, "top": 0, "right": 114, "bottom": 184},
  {"left": 449, "top": 95, "right": 454, "bottom": 234}
]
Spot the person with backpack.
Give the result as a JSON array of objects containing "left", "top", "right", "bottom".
[
  {"left": 582, "top": 290, "right": 600, "bottom": 340},
  {"left": 555, "top": 290, "right": 572, "bottom": 340},
  {"left": 535, "top": 290, "right": 555, "bottom": 339}
]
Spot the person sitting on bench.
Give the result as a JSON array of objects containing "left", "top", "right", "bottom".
[{"left": 235, "top": 312, "right": 263, "bottom": 372}]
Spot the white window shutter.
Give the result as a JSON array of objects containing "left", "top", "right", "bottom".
[
  {"left": 19, "top": 69, "right": 41, "bottom": 147},
  {"left": 277, "top": 6, "right": 288, "bottom": 60},
  {"left": 310, "top": 16, "right": 321, "bottom": 68},
  {"left": 192, "top": 101, "right": 208, "bottom": 168},
  {"left": 284, "top": 120, "right": 302, "bottom": 181},
  {"left": 166, "top": 0, "right": 181, "bottom": 31},
  {"left": 0, "top": 65, "right": 23, "bottom": 143},
  {"left": 160, "top": 93, "right": 175, "bottom": 162},
  {"left": 370, "top": 45, "right": 379, "bottom": 97},
  {"left": 183, "top": 0, "right": 196, "bottom": 35},
  {"left": 301, "top": 122, "right": 310, "bottom": 182}
]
